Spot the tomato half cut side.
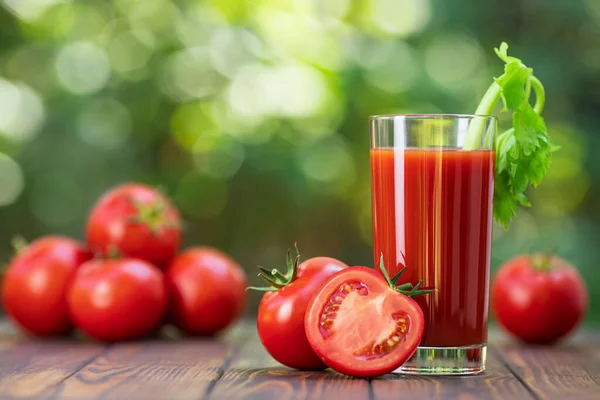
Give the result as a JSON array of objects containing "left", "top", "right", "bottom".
[{"left": 305, "top": 266, "right": 425, "bottom": 378}]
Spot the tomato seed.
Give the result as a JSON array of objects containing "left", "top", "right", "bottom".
[
  {"left": 319, "top": 281, "right": 371, "bottom": 340},
  {"left": 351, "top": 313, "right": 410, "bottom": 360}
]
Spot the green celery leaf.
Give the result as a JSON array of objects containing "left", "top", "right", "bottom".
[
  {"left": 513, "top": 103, "right": 547, "bottom": 155},
  {"left": 510, "top": 164, "right": 529, "bottom": 194},
  {"left": 481, "top": 42, "right": 555, "bottom": 227},
  {"left": 492, "top": 173, "right": 518, "bottom": 228},
  {"left": 524, "top": 140, "right": 552, "bottom": 186},
  {"left": 516, "top": 192, "right": 531, "bottom": 207},
  {"left": 494, "top": 62, "right": 532, "bottom": 111},
  {"left": 494, "top": 42, "right": 520, "bottom": 64}
]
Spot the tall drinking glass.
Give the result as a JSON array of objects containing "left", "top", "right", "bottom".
[{"left": 370, "top": 114, "right": 496, "bottom": 375}]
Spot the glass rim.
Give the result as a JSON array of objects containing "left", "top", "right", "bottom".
[{"left": 370, "top": 113, "right": 497, "bottom": 121}]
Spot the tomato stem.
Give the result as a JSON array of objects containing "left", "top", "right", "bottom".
[
  {"left": 247, "top": 243, "right": 302, "bottom": 292},
  {"left": 391, "top": 266, "right": 408, "bottom": 285},
  {"left": 378, "top": 254, "right": 435, "bottom": 298},
  {"left": 246, "top": 286, "right": 275, "bottom": 292},
  {"left": 106, "top": 245, "right": 123, "bottom": 259},
  {"left": 257, "top": 272, "right": 285, "bottom": 289},
  {"left": 272, "top": 269, "right": 288, "bottom": 282},
  {"left": 127, "top": 195, "right": 180, "bottom": 236},
  {"left": 534, "top": 245, "right": 559, "bottom": 272},
  {"left": 395, "top": 283, "right": 413, "bottom": 291}
]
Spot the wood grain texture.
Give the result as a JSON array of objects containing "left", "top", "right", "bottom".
[
  {"left": 2, "top": 319, "right": 600, "bottom": 400},
  {"left": 48, "top": 335, "right": 244, "bottom": 400},
  {"left": 497, "top": 342, "right": 600, "bottom": 400},
  {"left": 0, "top": 337, "right": 105, "bottom": 399},
  {"left": 371, "top": 345, "right": 534, "bottom": 400},
  {"left": 208, "top": 327, "right": 369, "bottom": 400}
]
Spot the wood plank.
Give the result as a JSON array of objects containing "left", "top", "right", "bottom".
[
  {"left": 0, "top": 321, "right": 105, "bottom": 399},
  {"left": 371, "top": 345, "right": 534, "bottom": 400},
  {"left": 208, "top": 326, "right": 370, "bottom": 400},
  {"left": 47, "top": 324, "right": 248, "bottom": 400},
  {"left": 497, "top": 341, "right": 600, "bottom": 400}
]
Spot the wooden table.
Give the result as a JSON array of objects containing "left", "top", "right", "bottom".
[{"left": 1, "top": 320, "right": 599, "bottom": 400}]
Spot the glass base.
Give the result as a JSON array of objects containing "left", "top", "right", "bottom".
[{"left": 396, "top": 345, "right": 486, "bottom": 375}]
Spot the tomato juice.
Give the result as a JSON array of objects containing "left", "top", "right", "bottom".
[{"left": 371, "top": 148, "right": 495, "bottom": 347}]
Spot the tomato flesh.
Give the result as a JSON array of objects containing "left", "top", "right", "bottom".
[{"left": 305, "top": 267, "right": 424, "bottom": 378}]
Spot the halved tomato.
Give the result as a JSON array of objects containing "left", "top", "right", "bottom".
[{"left": 304, "top": 266, "right": 427, "bottom": 378}]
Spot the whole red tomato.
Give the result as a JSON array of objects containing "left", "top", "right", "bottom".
[
  {"left": 1, "top": 236, "right": 92, "bottom": 336},
  {"left": 68, "top": 258, "right": 167, "bottom": 341},
  {"left": 492, "top": 253, "right": 588, "bottom": 344},
  {"left": 254, "top": 247, "right": 347, "bottom": 370},
  {"left": 166, "top": 247, "right": 247, "bottom": 336},
  {"left": 86, "top": 183, "right": 181, "bottom": 266}
]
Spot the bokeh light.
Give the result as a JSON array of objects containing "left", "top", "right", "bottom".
[
  {"left": 77, "top": 98, "right": 132, "bottom": 149},
  {"left": 363, "top": 40, "right": 421, "bottom": 93},
  {"left": 0, "top": 0, "right": 600, "bottom": 321},
  {"left": 160, "top": 47, "right": 224, "bottom": 102},
  {"left": 193, "top": 138, "right": 245, "bottom": 180},
  {"left": 117, "top": 0, "right": 179, "bottom": 35},
  {"left": 208, "top": 28, "right": 262, "bottom": 79},
  {"left": 254, "top": 5, "right": 348, "bottom": 70},
  {"left": 226, "top": 62, "right": 329, "bottom": 119},
  {"left": 359, "top": 0, "right": 431, "bottom": 38},
  {"left": 1, "top": 0, "right": 62, "bottom": 22},
  {"left": 55, "top": 41, "right": 110, "bottom": 94},
  {"left": 170, "top": 102, "right": 218, "bottom": 152},
  {"left": 298, "top": 135, "right": 355, "bottom": 195},
  {"left": 0, "top": 78, "right": 45, "bottom": 142},
  {"left": 0, "top": 153, "right": 24, "bottom": 207},
  {"left": 175, "top": 4, "right": 224, "bottom": 49},
  {"left": 108, "top": 29, "right": 155, "bottom": 75},
  {"left": 425, "top": 33, "right": 484, "bottom": 90}
]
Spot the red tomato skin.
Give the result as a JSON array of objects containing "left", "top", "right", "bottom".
[
  {"left": 257, "top": 257, "right": 348, "bottom": 371},
  {"left": 305, "top": 266, "right": 425, "bottom": 378},
  {"left": 166, "top": 247, "right": 247, "bottom": 336},
  {"left": 492, "top": 254, "right": 588, "bottom": 344},
  {"left": 67, "top": 258, "right": 167, "bottom": 341},
  {"left": 86, "top": 183, "right": 181, "bottom": 266},
  {"left": 1, "top": 236, "right": 92, "bottom": 336}
]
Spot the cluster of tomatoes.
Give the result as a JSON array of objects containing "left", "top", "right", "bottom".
[
  {"left": 253, "top": 251, "right": 432, "bottom": 378},
  {"left": 0, "top": 183, "right": 590, "bottom": 378},
  {"left": 1, "top": 183, "right": 247, "bottom": 341},
  {"left": 255, "top": 249, "right": 589, "bottom": 378}
]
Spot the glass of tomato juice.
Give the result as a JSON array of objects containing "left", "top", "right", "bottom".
[{"left": 370, "top": 114, "right": 497, "bottom": 375}]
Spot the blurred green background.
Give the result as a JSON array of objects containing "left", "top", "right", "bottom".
[{"left": 0, "top": 0, "right": 598, "bottom": 322}]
